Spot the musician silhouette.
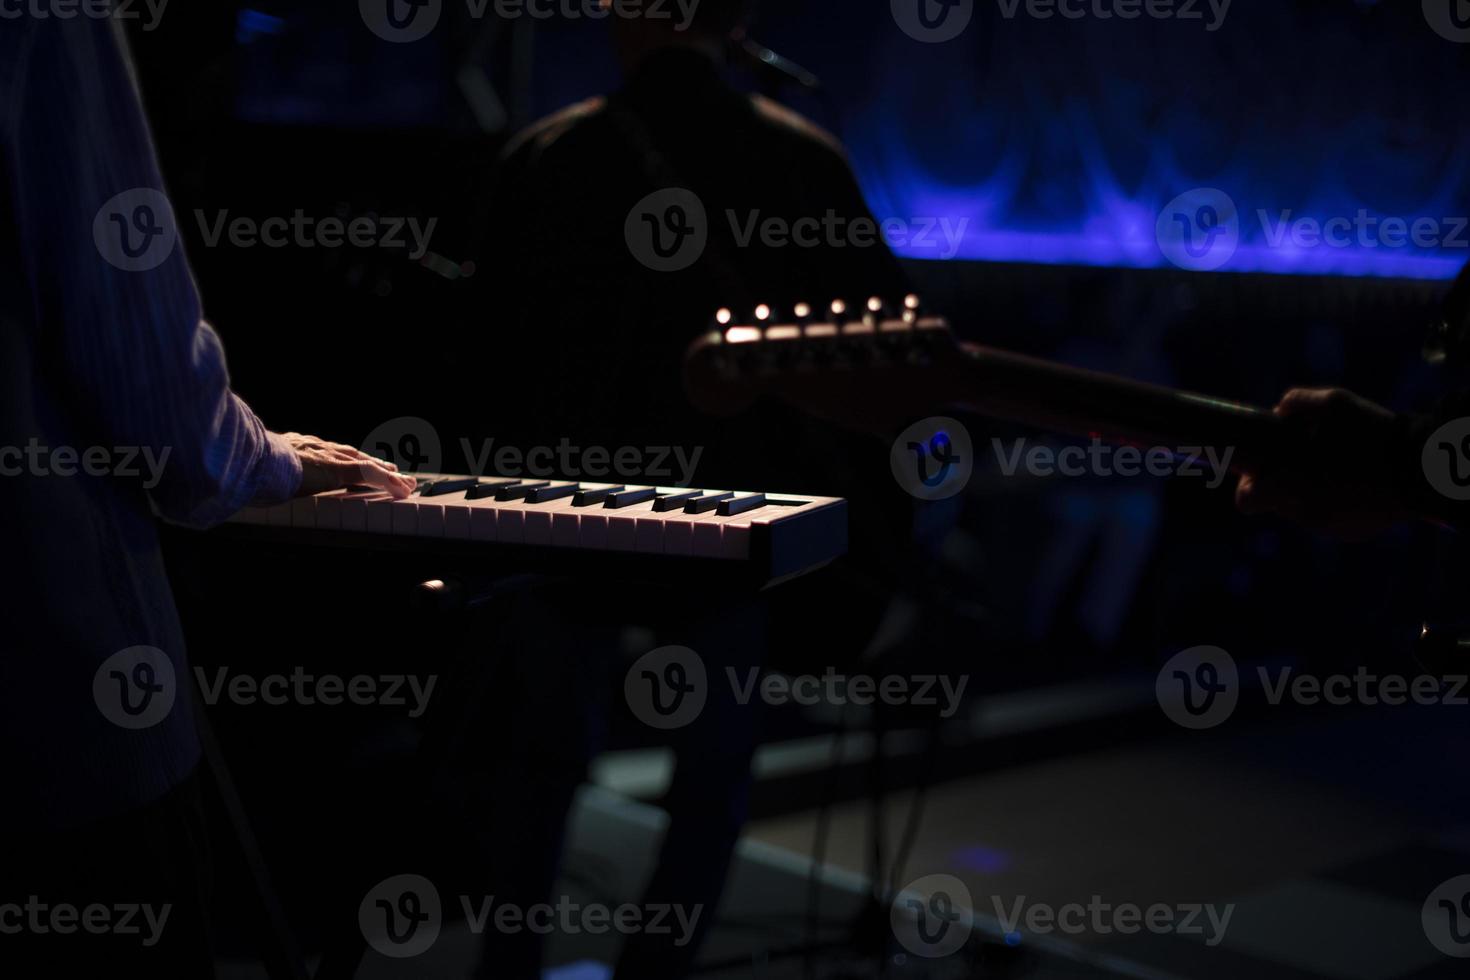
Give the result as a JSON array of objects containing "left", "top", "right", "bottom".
[
  {"left": 0, "top": 16, "right": 411, "bottom": 977},
  {"left": 461, "top": 1, "right": 919, "bottom": 977}
]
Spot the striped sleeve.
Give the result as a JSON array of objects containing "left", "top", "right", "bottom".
[{"left": 1, "top": 18, "right": 300, "bottom": 527}]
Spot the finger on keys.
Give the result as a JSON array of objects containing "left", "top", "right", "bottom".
[{"left": 349, "top": 460, "right": 415, "bottom": 498}]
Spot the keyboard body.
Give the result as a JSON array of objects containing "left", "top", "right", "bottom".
[{"left": 227, "top": 475, "right": 848, "bottom": 588}]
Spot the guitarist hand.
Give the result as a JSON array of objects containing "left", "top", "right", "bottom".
[{"left": 1234, "top": 388, "right": 1417, "bottom": 539}]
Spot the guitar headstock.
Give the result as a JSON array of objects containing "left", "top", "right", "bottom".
[{"left": 683, "top": 295, "right": 963, "bottom": 419}]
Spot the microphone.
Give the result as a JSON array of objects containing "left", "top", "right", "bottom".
[{"left": 733, "top": 35, "right": 822, "bottom": 93}]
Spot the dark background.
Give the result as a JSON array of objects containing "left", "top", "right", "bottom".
[
  {"left": 128, "top": 1, "right": 1470, "bottom": 685},
  {"left": 122, "top": 3, "right": 1470, "bottom": 971}
]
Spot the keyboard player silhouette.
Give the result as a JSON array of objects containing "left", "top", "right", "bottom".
[{"left": 455, "top": 2, "right": 922, "bottom": 977}]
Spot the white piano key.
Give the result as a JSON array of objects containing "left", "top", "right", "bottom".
[
  {"left": 522, "top": 484, "right": 579, "bottom": 547},
  {"left": 415, "top": 501, "right": 445, "bottom": 538},
  {"left": 467, "top": 497, "right": 498, "bottom": 542},
  {"left": 579, "top": 510, "right": 609, "bottom": 550},
  {"left": 661, "top": 494, "right": 731, "bottom": 556},
  {"left": 634, "top": 515, "right": 665, "bottom": 554},
  {"left": 443, "top": 498, "right": 471, "bottom": 540},
  {"left": 290, "top": 495, "right": 319, "bottom": 528},
  {"left": 313, "top": 489, "right": 350, "bottom": 531},
  {"left": 365, "top": 497, "right": 396, "bottom": 535},
  {"left": 533, "top": 487, "right": 593, "bottom": 549},
  {"left": 339, "top": 491, "right": 389, "bottom": 532},
  {"left": 391, "top": 499, "right": 418, "bottom": 536}
]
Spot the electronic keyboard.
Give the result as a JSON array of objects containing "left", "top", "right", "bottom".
[{"left": 228, "top": 475, "right": 847, "bottom": 587}]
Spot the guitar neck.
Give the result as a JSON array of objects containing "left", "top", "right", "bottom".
[
  {"left": 684, "top": 303, "right": 1284, "bottom": 473},
  {"left": 945, "top": 342, "right": 1282, "bottom": 471}
]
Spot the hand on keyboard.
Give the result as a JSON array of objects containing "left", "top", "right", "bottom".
[{"left": 281, "top": 433, "right": 417, "bottom": 499}]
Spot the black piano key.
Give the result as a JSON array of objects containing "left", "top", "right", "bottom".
[
  {"left": 683, "top": 491, "right": 735, "bottom": 514},
  {"left": 495, "top": 481, "right": 551, "bottom": 501},
  {"left": 420, "top": 477, "right": 480, "bottom": 497},
  {"left": 653, "top": 489, "right": 703, "bottom": 512},
  {"left": 605, "top": 487, "right": 658, "bottom": 509},
  {"left": 572, "top": 485, "right": 626, "bottom": 507},
  {"left": 526, "top": 484, "right": 580, "bottom": 503},
  {"left": 465, "top": 480, "right": 519, "bottom": 500},
  {"left": 718, "top": 493, "right": 768, "bottom": 516}
]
